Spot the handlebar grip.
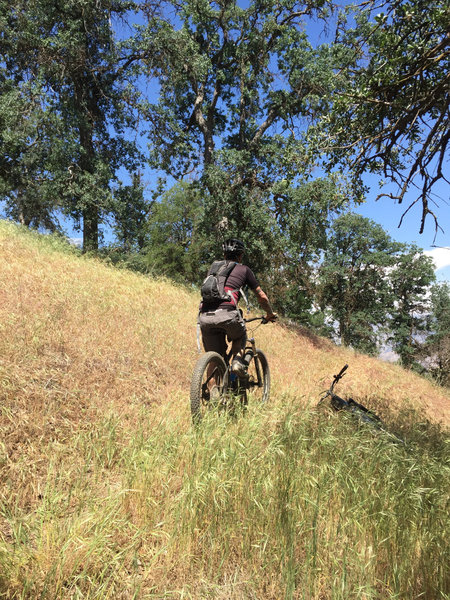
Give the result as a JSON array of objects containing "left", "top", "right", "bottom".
[
  {"left": 263, "top": 314, "right": 278, "bottom": 324},
  {"left": 339, "top": 364, "right": 349, "bottom": 375}
]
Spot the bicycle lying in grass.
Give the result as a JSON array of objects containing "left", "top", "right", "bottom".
[
  {"left": 190, "top": 316, "right": 271, "bottom": 423},
  {"left": 319, "top": 364, "right": 405, "bottom": 444}
]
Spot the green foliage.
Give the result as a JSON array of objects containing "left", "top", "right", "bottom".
[
  {"left": 423, "top": 282, "right": 450, "bottom": 386},
  {"left": 388, "top": 247, "right": 436, "bottom": 368},
  {"left": 270, "top": 176, "right": 352, "bottom": 323},
  {"left": 141, "top": 182, "right": 204, "bottom": 283},
  {"left": 318, "top": 213, "right": 399, "bottom": 353},
  {"left": 110, "top": 173, "right": 149, "bottom": 252},
  {"left": 0, "top": 0, "right": 144, "bottom": 249},
  {"left": 317, "top": 214, "right": 439, "bottom": 359},
  {"left": 315, "top": 0, "right": 449, "bottom": 231},
  {"left": 0, "top": 76, "right": 66, "bottom": 232},
  {"left": 139, "top": 0, "right": 347, "bottom": 252},
  {"left": 196, "top": 167, "right": 279, "bottom": 278}
]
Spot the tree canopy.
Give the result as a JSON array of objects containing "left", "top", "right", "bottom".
[
  {"left": 2, "top": 0, "right": 448, "bottom": 244},
  {"left": 317, "top": 213, "right": 436, "bottom": 355},
  {"left": 1, "top": 0, "right": 145, "bottom": 250},
  {"left": 315, "top": 0, "right": 449, "bottom": 233},
  {"left": 423, "top": 283, "right": 450, "bottom": 385}
]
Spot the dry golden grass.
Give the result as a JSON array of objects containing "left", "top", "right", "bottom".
[
  {"left": 1, "top": 221, "right": 448, "bottom": 436},
  {"left": 0, "top": 221, "right": 449, "bottom": 599},
  {"left": 254, "top": 314, "right": 450, "bottom": 425}
]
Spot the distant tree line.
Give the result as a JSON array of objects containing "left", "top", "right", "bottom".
[{"left": 1, "top": 0, "right": 449, "bottom": 381}]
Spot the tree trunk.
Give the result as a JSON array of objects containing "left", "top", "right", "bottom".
[
  {"left": 83, "top": 205, "right": 99, "bottom": 252},
  {"left": 79, "top": 114, "right": 99, "bottom": 252}
]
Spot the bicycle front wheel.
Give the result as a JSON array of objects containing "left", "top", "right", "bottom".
[
  {"left": 246, "top": 348, "right": 270, "bottom": 405},
  {"left": 190, "top": 351, "right": 228, "bottom": 423}
]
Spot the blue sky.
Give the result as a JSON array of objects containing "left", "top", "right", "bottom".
[{"left": 356, "top": 175, "right": 450, "bottom": 283}]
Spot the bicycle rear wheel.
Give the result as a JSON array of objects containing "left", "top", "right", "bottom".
[
  {"left": 190, "top": 351, "right": 228, "bottom": 423},
  {"left": 245, "top": 348, "right": 270, "bottom": 405}
]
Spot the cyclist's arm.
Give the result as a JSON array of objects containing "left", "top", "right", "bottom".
[{"left": 254, "top": 286, "right": 277, "bottom": 321}]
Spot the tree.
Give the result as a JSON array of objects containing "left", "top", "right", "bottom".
[
  {"left": 0, "top": 80, "right": 63, "bottom": 232},
  {"left": 0, "top": 8, "right": 68, "bottom": 233},
  {"left": 318, "top": 213, "right": 401, "bottom": 353},
  {"left": 136, "top": 0, "right": 361, "bottom": 292},
  {"left": 142, "top": 182, "right": 204, "bottom": 282},
  {"left": 111, "top": 173, "right": 149, "bottom": 252},
  {"left": 142, "top": 0, "right": 330, "bottom": 172},
  {"left": 316, "top": 0, "right": 449, "bottom": 233},
  {"left": 388, "top": 246, "right": 435, "bottom": 368},
  {"left": 317, "top": 214, "right": 439, "bottom": 357},
  {"left": 139, "top": 0, "right": 346, "bottom": 234},
  {"left": 423, "top": 282, "right": 450, "bottom": 386},
  {"left": 1, "top": 0, "right": 144, "bottom": 250},
  {"left": 269, "top": 176, "right": 351, "bottom": 323}
]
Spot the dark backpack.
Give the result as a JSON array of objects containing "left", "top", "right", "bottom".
[{"left": 201, "top": 260, "right": 237, "bottom": 305}]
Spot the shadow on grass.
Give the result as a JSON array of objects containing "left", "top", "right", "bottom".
[{"left": 319, "top": 393, "right": 448, "bottom": 462}]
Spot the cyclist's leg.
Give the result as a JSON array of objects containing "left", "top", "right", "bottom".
[
  {"left": 199, "top": 313, "right": 229, "bottom": 395},
  {"left": 221, "top": 310, "right": 247, "bottom": 374},
  {"left": 199, "top": 312, "right": 228, "bottom": 355},
  {"left": 200, "top": 309, "right": 246, "bottom": 356}
]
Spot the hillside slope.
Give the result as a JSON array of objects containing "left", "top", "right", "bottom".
[
  {"left": 1, "top": 220, "right": 448, "bottom": 426},
  {"left": 0, "top": 221, "right": 449, "bottom": 600}
]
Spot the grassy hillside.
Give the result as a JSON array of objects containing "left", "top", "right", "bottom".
[{"left": 0, "top": 220, "right": 449, "bottom": 599}]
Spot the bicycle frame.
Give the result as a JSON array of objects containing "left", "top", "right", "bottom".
[
  {"left": 223, "top": 316, "right": 266, "bottom": 362},
  {"left": 213, "top": 316, "right": 266, "bottom": 397}
]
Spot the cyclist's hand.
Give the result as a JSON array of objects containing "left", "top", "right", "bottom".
[{"left": 264, "top": 312, "right": 278, "bottom": 323}]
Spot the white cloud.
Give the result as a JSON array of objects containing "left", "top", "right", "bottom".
[{"left": 424, "top": 247, "right": 450, "bottom": 271}]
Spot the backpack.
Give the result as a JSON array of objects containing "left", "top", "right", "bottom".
[{"left": 201, "top": 260, "right": 237, "bottom": 305}]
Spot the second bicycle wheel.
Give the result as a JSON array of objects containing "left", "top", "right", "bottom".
[
  {"left": 245, "top": 348, "right": 270, "bottom": 405},
  {"left": 190, "top": 351, "right": 228, "bottom": 423}
]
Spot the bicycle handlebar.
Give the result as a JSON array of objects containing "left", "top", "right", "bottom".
[
  {"left": 334, "top": 364, "right": 348, "bottom": 382},
  {"left": 318, "top": 363, "right": 348, "bottom": 404},
  {"left": 244, "top": 315, "right": 277, "bottom": 324}
]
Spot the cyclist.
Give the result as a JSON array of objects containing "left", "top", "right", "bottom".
[{"left": 198, "top": 238, "right": 277, "bottom": 377}]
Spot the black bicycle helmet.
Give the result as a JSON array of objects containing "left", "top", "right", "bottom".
[{"left": 222, "top": 238, "right": 245, "bottom": 257}]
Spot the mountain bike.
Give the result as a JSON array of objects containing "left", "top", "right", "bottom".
[
  {"left": 318, "top": 364, "right": 405, "bottom": 444},
  {"left": 318, "top": 364, "right": 383, "bottom": 425},
  {"left": 190, "top": 316, "right": 271, "bottom": 423}
]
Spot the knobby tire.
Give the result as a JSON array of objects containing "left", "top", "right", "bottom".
[
  {"left": 246, "top": 348, "right": 270, "bottom": 405},
  {"left": 190, "top": 351, "right": 228, "bottom": 424}
]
